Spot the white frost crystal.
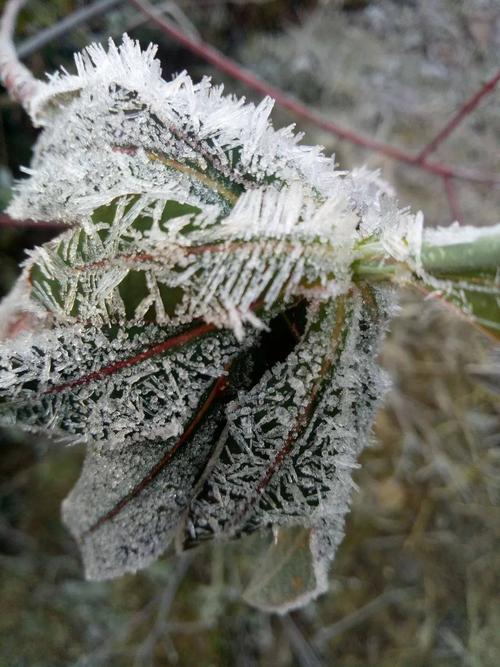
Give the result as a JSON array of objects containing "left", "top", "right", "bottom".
[
  {"left": 183, "top": 289, "right": 393, "bottom": 611},
  {"left": 0, "top": 33, "right": 458, "bottom": 612}
]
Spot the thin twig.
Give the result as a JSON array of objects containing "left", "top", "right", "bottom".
[
  {"left": 313, "top": 588, "right": 410, "bottom": 648},
  {"left": 280, "top": 614, "right": 325, "bottom": 667},
  {"left": 417, "top": 70, "right": 500, "bottom": 162},
  {"left": 17, "top": 0, "right": 124, "bottom": 59},
  {"left": 16, "top": 0, "right": 272, "bottom": 59},
  {"left": 133, "top": 555, "right": 194, "bottom": 667},
  {"left": 0, "top": 0, "right": 40, "bottom": 107},
  {"left": 125, "top": 0, "right": 192, "bottom": 34},
  {"left": 128, "top": 0, "right": 500, "bottom": 186},
  {"left": 0, "top": 212, "right": 69, "bottom": 230}
]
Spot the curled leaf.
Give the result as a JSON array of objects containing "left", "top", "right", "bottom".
[
  {"left": 183, "top": 288, "right": 393, "bottom": 565},
  {"left": 242, "top": 527, "right": 328, "bottom": 614}
]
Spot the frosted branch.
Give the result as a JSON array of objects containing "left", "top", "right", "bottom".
[{"left": 0, "top": 0, "right": 41, "bottom": 111}]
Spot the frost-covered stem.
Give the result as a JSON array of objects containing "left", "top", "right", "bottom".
[
  {"left": 420, "top": 233, "right": 500, "bottom": 275},
  {"left": 0, "top": 0, "right": 40, "bottom": 108},
  {"left": 353, "top": 232, "right": 500, "bottom": 281}
]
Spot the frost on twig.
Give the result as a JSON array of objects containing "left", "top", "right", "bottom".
[
  {"left": 0, "top": 0, "right": 40, "bottom": 110},
  {"left": 0, "top": 22, "right": 498, "bottom": 613}
]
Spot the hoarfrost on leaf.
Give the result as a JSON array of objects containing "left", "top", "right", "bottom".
[
  {"left": 1, "top": 12, "right": 498, "bottom": 613},
  {"left": 182, "top": 288, "right": 392, "bottom": 550}
]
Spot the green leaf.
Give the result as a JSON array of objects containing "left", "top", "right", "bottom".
[
  {"left": 29, "top": 196, "right": 199, "bottom": 325},
  {"left": 419, "top": 230, "right": 500, "bottom": 341},
  {"left": 242, "top": 527, "right": 328, "bottom": 614},
  {"left": 182, "top": 287, "right": 392, "bottom": 558},
  {"left": 62, "top": 379, "right": 227, "bottom": 580},
  {"left": 0, "top": 319, "right": 257, "bottom": 579}
]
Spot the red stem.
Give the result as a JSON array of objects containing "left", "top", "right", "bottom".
[
  {"left": 129, "top": 0, "right": 500, "bottom": 186},
  {"left": 85, "top": 372, "right": 229, "bottom": 534},
  {"left": 0, "top": 213, "right": 70, "bottom": 230},
  {"left": 45, "top": 321, "right": 216, "bottom": 394},
  {"left": 417, "top": 70, "right": 500, "bottom": 163}
]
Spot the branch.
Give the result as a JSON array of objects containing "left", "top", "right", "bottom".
[
  {"left": 0, "top": 0, "right": 40, "bottom": 109},
  {"left": 0, "top": 212, "right": 70, "bottom": 230},
  {"left": 128, "top": 0, "right": 500, "bottom": 187},
  {"left": 417, "top": 70, "right": 500, "bottom": 163},
  {"left": 16, "top": 0, "right": 124, "bottom": 59}
]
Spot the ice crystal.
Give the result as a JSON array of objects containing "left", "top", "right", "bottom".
[
  {"left": 10, "top": 35, "right": 341, "bottom": 224},
  {"left": 184, "top": 290, "right": 393, "bottom": 541},
  {"left": 181, "top": 288, "right": 393, "bottom": 610}
]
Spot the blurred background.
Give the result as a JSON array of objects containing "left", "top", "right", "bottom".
[{"left": 0, "top": 1, "right": 499, "bottom": 665}]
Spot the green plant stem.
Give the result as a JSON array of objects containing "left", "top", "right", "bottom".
[
  {"left": 353, "top": 234, "right": 500, "bottom": 282},
  {"left": 420, "top": 234, "right": 500, "bottom": 275}
]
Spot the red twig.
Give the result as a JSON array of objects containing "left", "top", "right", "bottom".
[
  {"left": 0, "top": 212, "right": 70, "bottom": 230},
  {"left": 129, "top": 0, "right": 500, "bottom": 187},
  {"left": 417, "top": 70, "right": 500, "bottom": 163}
]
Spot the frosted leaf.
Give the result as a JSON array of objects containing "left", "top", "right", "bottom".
[
  {"left": 0, "top": 321, "right": 246, "bottom": 444},
  {"left": 242, "top": 526, "right": 329, "bottom": 614},
  {"left": 4, "top": 35, "right": 420, "bottom": 345},
  {"left": 62, "top": 414, "right": 227, "bottom": 580},
  {"left": 2, "top": 20, "right": 495, "bottom": 610},
  {"left": 0, "top": 318, "right": 261, "bottom": 579},
  {"left": 6, "top": 34, "right": 415, "bottom": 259},
  {"left": 22, "top": 183, "right": 391, "bottom": 339},
  {"left": 181, "top": 287, "right": 394, "bottom": 610},
  {"left": 8, "top": 35, "right": 346, "bottom": 224},
  {"left": 0, "top": 32, "right": 403, "bottom": 594}
]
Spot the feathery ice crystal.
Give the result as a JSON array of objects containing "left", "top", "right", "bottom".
[{"left": 1, "top": 26, "right": 499, "bottom": 613}]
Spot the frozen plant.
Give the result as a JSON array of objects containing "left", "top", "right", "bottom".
[{"left": 0, "top": 0, "right": 499, "bottom": 613}]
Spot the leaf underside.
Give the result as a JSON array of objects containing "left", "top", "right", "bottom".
[
  {"left": 0, "top": 320, "right": 254, "bottom": 578},
  {"left": 242, "top": 526, "right": 327, "bottom": 614},
  {"left": 176, "top": 287, "right": 392, "bottom": 610}
]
